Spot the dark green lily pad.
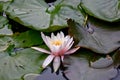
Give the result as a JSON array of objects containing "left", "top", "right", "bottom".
[
  {"left": 0, "top": 30, "right": 43, "bottom": 51},
  {"left": 0, "top": 16, "right": 8, "bottom": 29},
  {"left": 113, "top": 48, "right": 120, "bottom": 68},
  {"left": 13, "top": 30, "right": 43, "bottom": 48},
  {"left": 67, "top": 18, "right": 120, "bottom": 54},
  {"left": 80, "top": 0, "right": 120, "bottom": 22},
  {"left": 0, "top": 48, "right": 45, "bottom": 80},
  {"left": 6, "top": 0, "right": 84, "bottom": 32}
]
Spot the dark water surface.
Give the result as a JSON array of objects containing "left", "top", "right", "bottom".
[{"left": 35, "top": 67, "right": 68, "bottom": 80}]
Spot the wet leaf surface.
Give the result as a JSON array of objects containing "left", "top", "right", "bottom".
[
  {"left": 13, "top": 30, "right": 43, "bottom": 48},
  {"left": 90, "top": 56, "right": 113, "bottom": 69},
  {"left": 0, "top": 16, "right": 8, "bottom": 29},
  {"left": 6, "top": 0, "right": 84, "bottom": 32},
  {"left": 68, "top": 18, "right": 120, "bottom": 54},
  {"left": 64, "top": 56, "right": 118, "bottom": 80},
  {"left": 81, "top": 0, "right": 120, "bottom": 22},
  {"left": 0, "top": 48, "right": 45, "bottom": 80}
]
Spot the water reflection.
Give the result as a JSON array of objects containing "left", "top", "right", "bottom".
[{"left": 35, "top": 67, "right": 68, "bottom": 80}]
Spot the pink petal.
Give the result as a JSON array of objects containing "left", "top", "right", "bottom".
[
  {"left": 42, "top": 55, "right": 55, "bottom": 68},
  {"left": 53, "top": 56, "right": 61, "bottom": 72},
  {"left": 65, "top": 46, "right": 80, "bottom": 55},
  {"left": 31, "top": 47, "right": 51, "bottom": 54}
]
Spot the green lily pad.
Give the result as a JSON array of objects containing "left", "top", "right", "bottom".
[
  {"left": 6, "top": 0, "right": 84, "bottom": 32},
  {"left": 0, "top": 30, "right": 43, "bottom": 51},
  {"left": 0, "top": 48, "right": 45, "bottom": 80},
  {"left": 0, "top": 36, "right": 13, "bottom": 51},
  {"left": 24, "top": 73, "right": 40, "bottom": 80},
  {"left": 0, "top": 0, "right": 11, "bottom": 12},
  {"left": 0, "top": 16, "right": 8, "bottom": 29},
  {"left": 13, "top": 30, "right": 43, "bottom": 48},
  {"left": 80, "top": 0, "right": 120, "bottom": 22},
  {"left": 67, "top": 18, "right": 120, "bottom": 54}
]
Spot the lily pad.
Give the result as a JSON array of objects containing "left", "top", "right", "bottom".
[
  {"left": 6, "top": 0, "right": 84, "bottom": 32},
  {"left": 0, "top": 48, "right": 45, "bottom": 80},
  {"left": 64, "top": 56, "right": 117, "bottom": 80},
  {"left": 90, "top": 56, "right": 113, "bottom": 69},
  {"left": 67, "top": 18, "right": 120, "bottom": 54},
  {"left": 0, "top": 36, "right": 13, "bottom": 51},
  {"left": 113, "top": 48, "right": 120, "bottom": 68},
  {"left": 80, "top": 0, "right": 120, "bottom": 22},
  {"left": 13, "top": 30, "right": 43, "bottom": 48},
  {"left": 0, "top": 0, "right": 11, "bottom": 12},
  {"left": 0, "top": 16, "right": 8, "bottom": 28},
  {"left": 0, "top": 30, "right": 43, "bottom": 51}
]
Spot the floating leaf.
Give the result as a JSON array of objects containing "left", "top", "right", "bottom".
[
  {"left": 24, "top": 73, "right": 40, "bottom": 80},
  {"left": 68, "top": 18, "right": 120, "bottom": 54},
  {"left": 0, "top": 36, "right": 13, "bottom": 51},
  {"left": 0, "top": 16, "right": 8, "bottom": 28},
  {"left": 0, "top": 48, "right": 45, "bottom": 80},
  {"left": 6, "top": 0, "right": 84, "bottom": 32},
  {"left": 64, "top": 56, "right": 117, "bottom": 80},
  {"left": 0, "top": 0, "right": 11, "bottom": 12},
  {"left": 113, "top": 48, "right": 120, "bottom": 68},
  {"left": 90, "top": 56, "right": 113, "bottom": 69},
  {"left": 80, "top": 0, "right": 120, "bottom": 22},
  {"left": 13, "top": 30, "right": 43, "bottom": 48}
]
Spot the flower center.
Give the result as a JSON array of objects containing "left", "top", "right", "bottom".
[{"left": 51, "top": 40, "right": 63, "bottom": 46}]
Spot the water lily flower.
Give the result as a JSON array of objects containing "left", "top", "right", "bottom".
[{"left": 31, "top": 32, "right": 80, "bottom": 72}]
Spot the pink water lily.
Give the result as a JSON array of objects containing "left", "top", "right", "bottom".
[{"left": 31, "top": 32, "right": 80, "bottom": 72}]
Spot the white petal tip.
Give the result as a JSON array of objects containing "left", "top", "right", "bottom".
[{"left": 53, "top": 57, "right": 61, "bottom": 72}]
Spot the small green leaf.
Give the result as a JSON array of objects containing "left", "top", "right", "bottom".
[
  {"left": 113, "top": 48, "right": 120, "bottom": 68},
  {"left": 0, "top": 36, "right": 13, "bottom": 51},
  {"left": 0, "top": 16, "right": 8, "bottom": 29},
  {"left": 13, "top": 30, "right": 43, "bottom": 48},
  {"left": 24, "top": 73, "right": 40, "bottom": 80}
]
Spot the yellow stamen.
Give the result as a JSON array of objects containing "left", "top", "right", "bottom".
[{"left": 51, "top": 40, "right": 62, "bottom": 46}]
